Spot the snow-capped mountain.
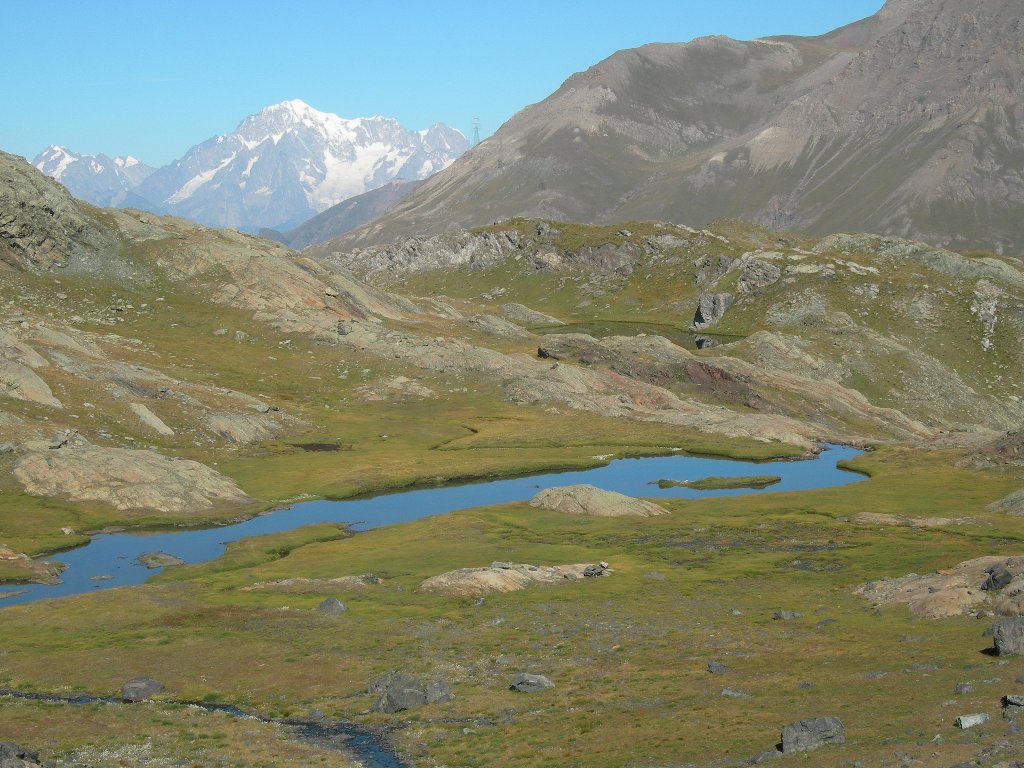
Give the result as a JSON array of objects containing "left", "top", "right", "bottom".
[
  {"left": 32, "top": 146, "right": 155, "bottom": 208},
  {"left": 133, "top": 99, "right": 470, "bottom": 231}
]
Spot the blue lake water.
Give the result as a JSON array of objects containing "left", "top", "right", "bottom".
[{"left": 1, "top": 444, "right": 864, "bottom": 607}]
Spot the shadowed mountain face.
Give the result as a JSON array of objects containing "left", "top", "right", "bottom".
[{"left": 327, "top": 0, "right": 1024, "bottom": 255}]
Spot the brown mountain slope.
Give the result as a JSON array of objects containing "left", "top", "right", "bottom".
[{"left": 320, "top": 0, "right": 1024, "bottom": 256}]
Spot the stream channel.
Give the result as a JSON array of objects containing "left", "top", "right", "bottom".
[
  {"left": 2, "top": 444, "right": 864, "bottom": 608},
  {"left": 0, "top": 444, "right": 865, "bottom": 767}
]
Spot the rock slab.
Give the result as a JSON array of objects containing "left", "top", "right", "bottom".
[{"left": 780, "top": 717, "right": 846, "bottom": 753}]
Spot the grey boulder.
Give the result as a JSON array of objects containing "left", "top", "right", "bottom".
[
  {"left": 693, "top": 292, "right": 735, "bottom": 329},
  {"left": 369, "top": 672, "right": 453, "bottom": 713},
  {"left": 509, "top": 673, "right": 555, "bottom": 693},
  {"left": 0, "top": 743, "right": 41, "bottom": 767},
  {"left": 317, "top": 597, "right": 347, "bottom": 614},
  {"left": 992, "top": 618, "right": 1024, "bottom": 656},
  {"left": 780, "top": 716, "right": 846, "bottom": 753},
  {"left": 121, "top": 676, "right": 164, "bottom": 702}
]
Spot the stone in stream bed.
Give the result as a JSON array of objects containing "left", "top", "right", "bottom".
[
  {"left": 136, "top": 551, "right": 184, "bottom": 569},
  {"left": 121, "top": 677, "right": 164, "bottom": 702}
]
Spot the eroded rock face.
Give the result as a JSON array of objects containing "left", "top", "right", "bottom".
[
  {"left": 13, "top": 443, "right": 252, "bottom": 514},
  {"left": 530, "top": 485, "right": 668, "bottom": 517},
  {"left": 417, "top": 562, "right": 611, "bottom": 597}
]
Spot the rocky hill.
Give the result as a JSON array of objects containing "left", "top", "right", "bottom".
[{"left": 331, "top": 0, "right": 1024, "bottom": 254}]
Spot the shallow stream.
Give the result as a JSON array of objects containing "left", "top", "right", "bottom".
[{"left": 1, "top": 445, "right": 864, "bottom": 607}]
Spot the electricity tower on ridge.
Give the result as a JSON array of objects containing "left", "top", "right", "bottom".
[{"left": 472, "top": 117, "right": 480, "bottom": 146}]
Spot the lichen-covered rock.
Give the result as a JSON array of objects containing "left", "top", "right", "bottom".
[{"left": 530, "top": 485, "right": 668, "bottom": 517}]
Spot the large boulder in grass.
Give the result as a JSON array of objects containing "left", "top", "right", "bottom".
[
  {"left": 509, "top": 673, "right": 555, "bottom": 693},
  {"left": 780, "top": 717, "right": 846, "bottom": 753},
  {"left": 530, "top": 485, "right": 668, "bottom": 517},
  {"left": 368, "top": 672, "right": 453, "bottom": 713},
  {"left": 992, "top": 618, "right": 1024, "bottom": 656}
]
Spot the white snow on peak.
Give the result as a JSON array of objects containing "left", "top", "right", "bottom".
[{"left": 167, "top": 152, "right": 237, "bottom": 204}]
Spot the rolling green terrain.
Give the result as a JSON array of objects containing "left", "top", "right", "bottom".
[{"left": 2, "top": 150, "right": 1024, "bottom": 766}]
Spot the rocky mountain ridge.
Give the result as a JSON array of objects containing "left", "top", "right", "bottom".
[{"left": 332, "top": 0, "right": 1024, "bottom": 254}]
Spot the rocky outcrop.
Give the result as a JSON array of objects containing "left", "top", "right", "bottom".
[
  {"left": 530, "top": 485, "right": 668, "bottom": 517},
  {"left": 987, "top": 490, "right": 1024, "bottom": 516},
  {"left": 0, "top": 150, "right": 119, "bottom": 274},
  {"left": 468, "top": 314, "right": 530, "bottom": 340},
  {"left": 0, "top": 742, "right": 43, "bottom": 767},
  {"left": 129, "top": 403, "right": 174, "bottom": 436},
  {"left": 737, "top": 258, "right": 781, "bottom": 293},
  {"left": 855, "top": 556, "right": 1024, "bottom": 619},
  {"left": 417, "top": 562, "right": 611, "bottom": 597},
  {"left": 203, "top": 412, "right": 282, "bottom": 444},
  {"left": 692, "top": 292, "right": 735, "bottom": 329},
  {"left": 13, "top": 442, "right": 252, "bottom": 514},
  {"left": 502, "top": 303, "right": 563, "bottom": 326},
  {"left": 0, "top": 359, "right": 61, "bottom": 408}
]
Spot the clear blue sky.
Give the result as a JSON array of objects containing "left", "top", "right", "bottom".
[{"left": 5, "top": 1, "right": 884, "bottom": 166}]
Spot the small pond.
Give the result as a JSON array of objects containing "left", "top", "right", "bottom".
[{"left": 1, "top": 445, "right": 864, "bottom": 607}]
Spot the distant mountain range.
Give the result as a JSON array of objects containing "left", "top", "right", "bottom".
[
  {"left": 323, "top": 0, "right": 1024, "bottom": 255},
  {"left": 33, "top": 100, "right": 468, "bottom": 233},
  {"left": 33, "top": 146, "right": 156, "bottom": 208}
]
